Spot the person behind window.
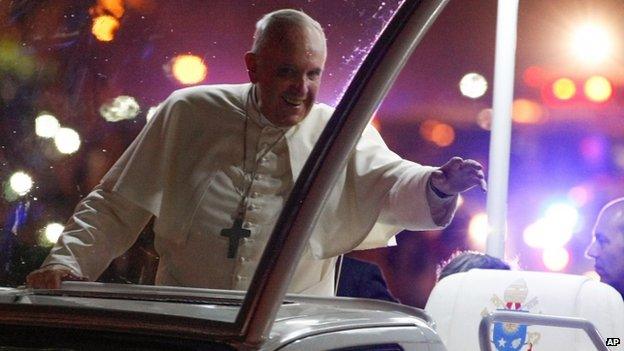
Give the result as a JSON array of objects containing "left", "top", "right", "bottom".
[
  {"left": 436, "top": 250, "right": 512, "bottom": 282},
  {"left": 586, "top": 198, "right": 624, "bottom": 298},
  {"left": 27, "top": 9, "right": 486, "bottom": 295},
  {"left": 336, "top": 256, "right": 398, "bottom": 303}
]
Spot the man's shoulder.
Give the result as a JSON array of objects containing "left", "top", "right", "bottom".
[
  {"left": 310, "top": 102, "right": 335, "bottom": 119},
  {"left": 167, "top": 83, "right": 249, "bottom": 109}
]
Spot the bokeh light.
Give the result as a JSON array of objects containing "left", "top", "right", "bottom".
[
  {"left": 91, "top": 15, "right": 120, "bottom": 42},
  {"left": 476, "top": 108, "right": 492, "bottom": 130},
  {"left": 571, "top": 24, "right": 613, "bottom": 64},
  {"left": 35, "top": 113, "right": 60, "bottom": 138},
  {"left": 542, "top": 247, "right": 570, "bottom": 271},
  {"left": 522, "top": 66, "right": 547, "bottom": 88},
  {"left": 419, "top": 119, "right": 438, "bottom": 139},
  {"left": 430, "top": 123, "right": 455, "bottom": 147},
  {"left": 512, "top": 99, "right": 544, "bottom": 124},
  {"left": 459, "top": 72, "right": 488, "bottom": 99},
  {"left": 171, "top": 54, "right": 208, "bottom": 85},
  {"left": 419, "top": 119, "right": 455, "bottom": 147},
  {"left": 54, "top": 127, "right": 81, "bottom": 155},
  {"left": 579, "top": 135, "right": 607, "bottom": 165},
  {"left": 567, "top": 185, "right": 591, "bottom": 207},
  {"left": 545, "top": 203, "right": 579, "bottom": 228},
  {"left": 0, "top": 40, "right": 37, "bottom": 80},
  {"left": 99, "top": 95, "right": 141, "bottom": 122},
  {"left": 9, "top": 171, "right": 33, "bottom": 196},
  {"left": 552, "top": 78, "right": 576, "bottom": 100},
  {"left": 42, "top": 222, "right": 64, "bottom": 245},
  {"left": 468, "top": 212, "right": 488, "bottom": 249},
  {"left": 523, "top": 203, "right": 579, "bottom": 249},
  {"left": 584, "top": 75, "right": 612, "bottom": 103},
  {"left": 94, "top": 0, "right": 125, "bottom": 18}
]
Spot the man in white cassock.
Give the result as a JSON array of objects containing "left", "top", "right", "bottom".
[{"left": 27, "top": 9, "right": 486, "bottom": 296}]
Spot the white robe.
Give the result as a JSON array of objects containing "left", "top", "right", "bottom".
[{"left": 43, "top": 83, "right": 457, "bottom": 295}]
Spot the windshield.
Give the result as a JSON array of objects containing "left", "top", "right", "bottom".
[
  {"left": 1, "top": 0, "right": 622, "bottom": 323},
  {"left": 0, "top": 0, "right": 403, "bottom": 300}
]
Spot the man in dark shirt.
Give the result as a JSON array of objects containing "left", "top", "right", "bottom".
[{"left": 336, "top": 256, "right": 398, "bottom": 303}]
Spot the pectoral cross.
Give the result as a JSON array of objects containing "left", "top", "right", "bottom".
[{"left": 220, "top": 217, "right": 251, "bottom": 258}]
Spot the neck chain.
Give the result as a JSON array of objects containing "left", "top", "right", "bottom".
[
  {"left": 235, "top": 93, "right": 287, "bottom": 220},
  {"left": 219, "top": 86, "right": 287, "bottom": 258}
]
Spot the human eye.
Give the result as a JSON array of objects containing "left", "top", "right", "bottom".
[
  {"left": 276, "top": 66, "right": 296, "bottom": 78},
  {"left": 307, "top": 69, "right": 322, "bottom": 80},
  {"left": 595, "top": 233, "right": 609, "bottom": 245}
]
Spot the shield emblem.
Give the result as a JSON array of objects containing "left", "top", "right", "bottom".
[{"left": 492, "top": 309, "right": 528, "bottom": 350}]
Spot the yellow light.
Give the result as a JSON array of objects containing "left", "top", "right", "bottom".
[
  {"left": 552, "top": 78, "right": 576, "bottom": 100},
  {"left": 542, "top": 247, "right": 570, "bottom": 271},
  {"left": 98, "top": 0, "right": 125, "bottom": 18},
  {"left": 171, "top": 55, "right": 208, "bottom": 85},
  {"left": 468, "top": 212, "right": 488, "bottom": 249},
  {"left": 91, "top": 15, "right": 120, "bottom": 42},
  {"left": 512, "top": 99, "right": 544, "bottom": 124},
  {"left": 584, "top": 75, "right": 612, "bottom": 102}
]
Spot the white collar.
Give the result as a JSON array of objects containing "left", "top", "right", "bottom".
[{"left": 248, "top": 84, "right": 277, "bottom": 128}]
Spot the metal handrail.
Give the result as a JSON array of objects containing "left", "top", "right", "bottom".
[{"left": 479, "top": 311, "right": 609, "bottom": 351}]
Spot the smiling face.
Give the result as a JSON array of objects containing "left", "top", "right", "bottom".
[
  {"left": 245, "top": 24, "right": 326, "bottom": 127},
  {"left": 587, "top": 200, "right": 624, "bottom": 294}
]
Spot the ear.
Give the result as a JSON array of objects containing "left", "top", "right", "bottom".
[{"left": 244, "top": 52, "right": 258, "bottom": 83}]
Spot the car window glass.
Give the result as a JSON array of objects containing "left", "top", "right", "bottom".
[
  {"left": 0, "top": 0, "right": 402, "bottom": 309},
  {"left": 346, "top": 0, "right": 624, "bottom": 308}
]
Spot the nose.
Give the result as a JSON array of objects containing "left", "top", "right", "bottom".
[
  {"left": 290, "top": 75, "right": 308, "bottom": 96},
  {"left": 585, "top": 240, "right": 599, "bottom": 259}
]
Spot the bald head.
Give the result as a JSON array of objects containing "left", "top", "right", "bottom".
[
  {"left": 596, "top": 198, "right": 624, "bottom": 228},
  {"left": 587, "top": 198, "right": 624, "bottom": 296}
]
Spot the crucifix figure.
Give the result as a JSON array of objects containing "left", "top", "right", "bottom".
[{"left": 220, "top": 217, "right": 251, "bottom": 258}]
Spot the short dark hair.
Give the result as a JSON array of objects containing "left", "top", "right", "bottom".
[{"left": 437, "top": 250, "right": 511, "bottom": 281}]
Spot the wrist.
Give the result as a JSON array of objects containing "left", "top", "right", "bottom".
[{"left": 429, "top": 179, "right": 453, "bottom": 198}]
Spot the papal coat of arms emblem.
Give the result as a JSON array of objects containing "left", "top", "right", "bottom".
[{"left": 481, "top": 279, "right": 542, "bottom": 351}]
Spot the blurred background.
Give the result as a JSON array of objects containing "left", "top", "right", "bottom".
[{"left": 1, "top": 0, "right": 624, "bottom": 308}]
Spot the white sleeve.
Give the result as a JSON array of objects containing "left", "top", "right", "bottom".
[
  {"left": 41, "top": 187, "right": 152, "bottom": 280},
  {"left": 425, "top": 179, "right": 458, "bottom": 227}
]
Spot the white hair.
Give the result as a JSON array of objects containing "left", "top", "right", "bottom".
[{"left": 251, "top": 9, "right": 326, "bottom": 54}]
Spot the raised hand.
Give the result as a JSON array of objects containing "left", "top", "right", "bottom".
[{"left": 429, "top": 157, "right": 487, "bottom": 196}]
